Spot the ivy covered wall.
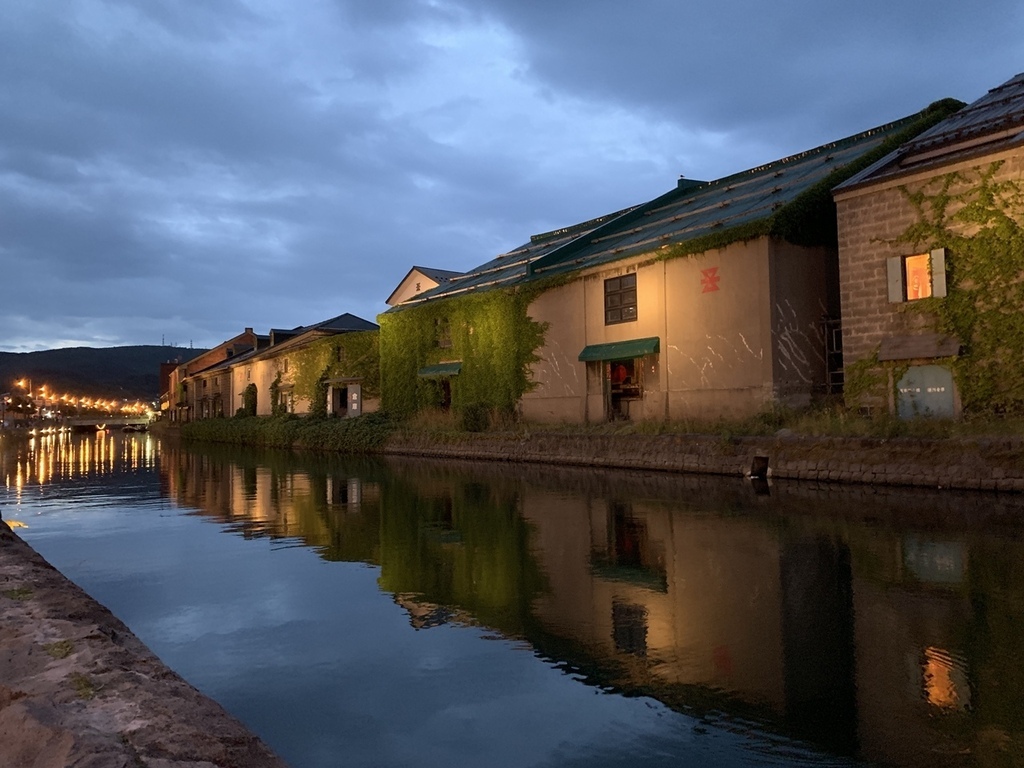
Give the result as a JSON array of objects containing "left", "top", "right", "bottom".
[
  {"left": 378, "top": 288, "right": 547, "bottom": 416},
  {"left": 839, "top": 157, "right": 1024, "bottom": 416},
  {"left": 286, "top": 330, "right": 381, "bottom": 413},
  {"left": 897, "top": 162, "right": 1024, "bottom": 414}
]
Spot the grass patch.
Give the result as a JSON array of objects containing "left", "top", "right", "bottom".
[
  {"left": 509, "top": 402, "right": 1024, "bottom": 442},
  {"left": 44, "top": 639, "right": 75, "bottom": 659},
  {"left": 179, "top": 400, "right": 1024, "bottom": 453},
  {"left": 2, "top": 587, "right": 33, "bottom": 601},
  {"left": 69, "top": 672, "right": 96, "bottom": 700}
]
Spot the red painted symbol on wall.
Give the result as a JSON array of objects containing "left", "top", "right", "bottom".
[{"left": 701, "top": 267, "right": 721, "bottom": 293}]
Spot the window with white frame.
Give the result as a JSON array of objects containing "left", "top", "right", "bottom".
[{"left": 887, "top": 248, "right": 947, "bottom": 302}]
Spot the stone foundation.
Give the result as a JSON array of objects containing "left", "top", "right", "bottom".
[{"left": 383, "top": 432, "right": 1024, "bottom": 493}]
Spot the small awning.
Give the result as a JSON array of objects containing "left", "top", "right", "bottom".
[
  {"left": 418, "top": 362, "right": 462, "bottom": 378},
  {"left": 878, "top": 333, "right": 961, "bottom": 361},
  {"left": 578, "top": 337, "right": 660, "bottom": 362}
]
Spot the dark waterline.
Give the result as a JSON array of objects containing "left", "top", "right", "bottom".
[{"left": 3, "top": 431, "right": 1024, "bottom": 767}]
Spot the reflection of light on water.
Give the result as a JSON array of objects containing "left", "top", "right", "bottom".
[
  {"left": 921, "top": 646, "right": 970, "bottom": 711},
  {"left": 3, "top": 432, "right": 159, "bottom": 490}
]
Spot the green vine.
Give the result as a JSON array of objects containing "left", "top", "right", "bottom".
[
  {"left": 379, "top": 287, "right": 547, "bottom": 417},
  {"left": 894, "top": 162, "right": 1024, "bottom": 415},
  {"left": 288, "top": 330, "right": 380, "bottom": 410},
  {"left": 269, "top": 372, "right": 285, "bottom": 416},
  {"left": 239, "top": 383, "right": 257, "bottom": 417},
  {"left": 842, "top": 353, "right": 887, "bottom": 405}
]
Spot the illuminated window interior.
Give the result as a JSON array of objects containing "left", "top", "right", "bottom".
[{"left": 904, "top": 253, "right": 933, "bottom": 300}]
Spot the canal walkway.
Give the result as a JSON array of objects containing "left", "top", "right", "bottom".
[{"left": 0, "top": 521, "right": 287, "bottom": 768}]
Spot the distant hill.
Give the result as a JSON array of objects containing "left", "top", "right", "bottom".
[{"left": 0, "top": 346, "right": 208, "bottom": 402}]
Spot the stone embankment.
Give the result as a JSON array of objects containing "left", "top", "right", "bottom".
[
  {"left": 0, "top": 523, "right": 287, "bottom": 768},
  {"left": 382, "top": 431, "right": 1024, "bottom": 492}
]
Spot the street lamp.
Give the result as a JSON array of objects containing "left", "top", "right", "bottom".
[{"left": 15, "top": 379, "right": 33, "bottom": 424}]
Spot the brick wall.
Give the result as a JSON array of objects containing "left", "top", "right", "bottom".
[{"left": 835, "top": 150, "right": 1024, "bottom": 365}]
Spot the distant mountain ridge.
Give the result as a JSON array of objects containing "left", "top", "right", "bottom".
[{"left": 0, "top": 346, "right": 208, "bottom": 402}]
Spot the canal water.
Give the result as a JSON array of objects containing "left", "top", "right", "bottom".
[{"left": 2, "top": 432, "right": 1024, "bottom": 768}]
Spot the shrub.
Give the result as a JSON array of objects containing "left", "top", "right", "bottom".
[
  {"left": 459, "top": 403, "right": 490, "bottom": 432},
  {"left": 181, "top": 412, "right": 395, "bottom": 453}
]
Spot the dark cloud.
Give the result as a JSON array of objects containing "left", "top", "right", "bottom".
[
  {"left": 1, "top": 0, "right": 1022, "bottom": 352},
  {"left": 462, "top": 0, "right": 1024, "bottom": 159}
]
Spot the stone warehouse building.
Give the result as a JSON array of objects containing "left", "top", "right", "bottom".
[
  {"left": 167, "top": 313, "right": 379, "bottom": 423},
  {"left": 380, "top": 102, "right": 959, "bottom": 424},
  {"left": 834, "top": 72, "right": 1024, "bottom": 418}
]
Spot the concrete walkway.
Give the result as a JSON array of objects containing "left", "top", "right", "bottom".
[{"left": 0, "top": 522, "right": 288, "bottom": 768}]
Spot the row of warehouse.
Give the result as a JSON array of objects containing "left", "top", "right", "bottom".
[{"left": 162, "top": 72, "right": 1024, "bottom": 425}]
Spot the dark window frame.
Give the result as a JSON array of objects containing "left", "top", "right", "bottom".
[{"left": 604, "top": 273, "right": 638, "bottom": 325}]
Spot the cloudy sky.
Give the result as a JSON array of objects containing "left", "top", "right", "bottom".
[{"left": 2, "top": 1, "right": 1022, "bottom": 352}]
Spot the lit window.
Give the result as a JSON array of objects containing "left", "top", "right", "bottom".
[
  {"left": 887, "top": 249, "right": 947, "bottom": 302},
  {"left": 605, "top": 273, "right": 637, "bottom": 325}
]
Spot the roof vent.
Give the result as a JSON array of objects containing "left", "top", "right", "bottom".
[{"left": 676, "top": 176, "right": 707, "bottom": 192}]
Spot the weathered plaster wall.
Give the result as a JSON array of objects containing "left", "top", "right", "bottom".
[
  {"left": 522, "top": 280, "right": 588, "bottom": 423},
  {"left": 768, "top": 239, "right": 832, "bottom": 407},
  {"left": 522, "top": 237, "right": 830, "bottom": 424},
  {"left": 662, "top": 240, "right": 774, "bottom": 419}
]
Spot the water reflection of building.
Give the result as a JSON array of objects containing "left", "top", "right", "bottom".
[
  {"left": 159, "top": 444, "right": 382, "bottom": 562},
  {"left": 157, "top": 447, "right": 1024, "bottom": 766},
  {"left": 382, "top": 459, "right": 1024, "bottom": 766},
  {"left": 523, "top": 488, "right": 796, "bottom": 722}
]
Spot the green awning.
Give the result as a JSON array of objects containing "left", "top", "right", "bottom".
[
  {"left": 417, "top": 362, "right": 462, "bottom": 378},
  {"left": 578, "top": 337, "right": 660, "bottom": 362}
]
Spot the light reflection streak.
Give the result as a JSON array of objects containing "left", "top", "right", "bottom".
[{"left": 1, "top": 432, "right": 159, "bottom": 492}]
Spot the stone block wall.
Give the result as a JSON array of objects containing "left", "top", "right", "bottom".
[
  {"left": 835, "top": 149, "right": 1024, "bottom": 366},
  {"left": 383, "top": 431, "right": 1024, "bottom": 493}
]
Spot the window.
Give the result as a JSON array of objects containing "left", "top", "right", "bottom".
[
  {"left": 434, "top": 317, "right": 452, "bottom": 349},
  {"left": 605, "top": 273, "right": 637, "bottom": 324},
  {"left": 887, "top": 249, "right": 947, "bottom": 302}
]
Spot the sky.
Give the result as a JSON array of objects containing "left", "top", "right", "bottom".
[{"left": 2, "top": 1, "right": 1023, "bottom": 352}]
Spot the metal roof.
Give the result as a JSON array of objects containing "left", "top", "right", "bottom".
[
  {"left": 837, "top": 74, "right": 1024, "bottom": 192},
  {"left": 308, "top": 312, "right": 379, "bottom": 333},
  {"left": 395, "top": 111, "right": 926, "bottom": 309},
  {"left": 393, "top": 207, "right": 638, "bottom": 309},
  {"left": 415, "top": 266, "right": 464, "bottom": 283},
  {"left": 901, "top": 74, "right": 1024, "bottom": 157}
]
